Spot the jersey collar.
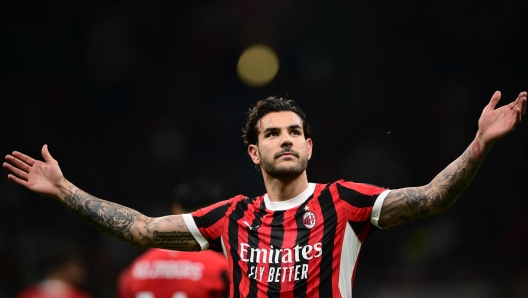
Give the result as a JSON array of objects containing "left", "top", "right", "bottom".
[{"left": 263, "top": 183, "right": 316, "bottom": 211}]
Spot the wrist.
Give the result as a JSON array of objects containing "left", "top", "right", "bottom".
[
  {"left": 56, "top": 179, "right": 75, "bottom": 201},
  {"left": 472, "top": 132, "right": 493, "bottom": 159}
]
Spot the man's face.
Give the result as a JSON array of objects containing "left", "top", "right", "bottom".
[{"left": 248, "top": 111, "right": 312, "bottom": 179}]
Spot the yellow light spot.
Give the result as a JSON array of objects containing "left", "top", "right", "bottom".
[{"left": 237, "top": 44, "right": 279, "bottom": 87}]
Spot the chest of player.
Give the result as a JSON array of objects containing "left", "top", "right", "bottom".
[{"left": 223, "top": 196, "right": 345, "bottom": 284}]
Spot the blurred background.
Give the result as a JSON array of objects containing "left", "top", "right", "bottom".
[{"left": 1, "top": 1, "right": 528, "bottom": 297}]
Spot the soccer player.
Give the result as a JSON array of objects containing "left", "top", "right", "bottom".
[
  {"left": 116, "top": 177, "right": 229, "bottom": 298},
  {"left": 3, "top": 90, "right": 526, "bottom": 298}
]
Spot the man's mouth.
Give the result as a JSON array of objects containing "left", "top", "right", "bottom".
[{"left": 276, "top": 151, "right": 298, "bottom": 159}]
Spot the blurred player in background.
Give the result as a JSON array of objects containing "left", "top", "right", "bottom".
[
  {"left": 116, "top": 177, "right": 229, "bottom": 298},
  {"left": 17, "top": 240, "right": 91, "bottom": 298}
]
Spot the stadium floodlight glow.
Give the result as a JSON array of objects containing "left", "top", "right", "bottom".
[{"left": 237, "top": 44, "right": 279, "bottom": 87}]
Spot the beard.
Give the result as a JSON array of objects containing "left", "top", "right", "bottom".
[{"left": 259, "top": 148, "right": 309, "bottom": 179}]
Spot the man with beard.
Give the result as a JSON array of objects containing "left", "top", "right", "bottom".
[{"left": 3, "top": 91, "right": 527, "bottom": 298}]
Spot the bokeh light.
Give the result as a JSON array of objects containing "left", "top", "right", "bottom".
[{"left": 237, "top": 44, "right": 279, "bottom": 87}]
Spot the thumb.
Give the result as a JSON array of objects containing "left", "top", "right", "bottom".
[
  {"left": 486, "top": 91, "right": 501, "bottom": 110},
  {"left": 41, "top": 144, "right": 56, "bottom": 163}
]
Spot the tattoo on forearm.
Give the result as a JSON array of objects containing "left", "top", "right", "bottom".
[
  {"left": 383, "top": 142, "right": 484, "bottom": 227},
  {"left": 64, "top": 186, "right": 142, "bottom": 242},
  {"left": 62, "top": 186, "right": 198, "bottom": 250}
]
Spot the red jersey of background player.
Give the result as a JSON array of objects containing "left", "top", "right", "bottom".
[
  {"left": 117, "top": 248, "right": 229, "bottom": 298},
  {"left": 17, "top": 281, "right": 91, "bottom": 298},
  {"left": 182, "top": 181, "right": 390, "bottom": 298}
]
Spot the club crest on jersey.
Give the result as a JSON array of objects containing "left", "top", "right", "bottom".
[{"left": 303, "top": 211, "right": 317, "bottom": 229}]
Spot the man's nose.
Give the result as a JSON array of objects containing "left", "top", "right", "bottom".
[{"left": 280, "top": 133, "right": 293, "bottom": 147}]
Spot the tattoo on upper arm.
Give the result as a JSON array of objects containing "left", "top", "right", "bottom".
[
  {"left": 382, "top": 186, "right": 434, "bottom": 227},
  {"left": 143, "top": 215, "right": 199, "bottom": 250},
  {"left": 63, "top": 186, "right": 200, "bottom": 250},
  {"left": 153, "top": 230, "right": 199, "bottom": 250}
]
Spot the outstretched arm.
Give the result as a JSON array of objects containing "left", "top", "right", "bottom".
[
  {"left": 378, "top": 90, "right": 527, "bottom": 228},
  {"left": 3, "top": 145, "right": 201, "bottom": 251}
]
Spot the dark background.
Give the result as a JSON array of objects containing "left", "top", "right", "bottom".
[{"left": 1, "top": 1, "right": 528, "bottom": 297}]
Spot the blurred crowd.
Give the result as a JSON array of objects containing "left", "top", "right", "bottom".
[{"left": 1, "top": 1, "right": 528, "bottom": 297}]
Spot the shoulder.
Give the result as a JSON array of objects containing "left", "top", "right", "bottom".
[
  {"left": 210, "top": 194, "right": 255, "bottom": 207},
  {"left": 233, "top": 194, "right": 262, "bottom": 203},
  {"left": 229, "top": 194, "right": 264, "bottom": 209},
  {"left": 331, "top": 180, "right": 388, "bottom": 196}
]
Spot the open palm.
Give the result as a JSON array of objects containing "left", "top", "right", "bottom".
[
  {"left": 3, "top": 145, "right": 66, "bottom": 198},
  {"left": 478, "top": 91, "right": 527, "bottom": 144}
]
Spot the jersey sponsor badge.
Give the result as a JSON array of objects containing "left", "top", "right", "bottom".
[
  {"left": 243, "top": 221, "right": 259, "bottom": 231},
  {"left": 302, "top": 211, "right": 316, "bottom": 229}
]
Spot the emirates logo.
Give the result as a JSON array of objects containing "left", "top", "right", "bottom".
[{"left": 303, "top": 211, "right": 317, "bottom": 229}]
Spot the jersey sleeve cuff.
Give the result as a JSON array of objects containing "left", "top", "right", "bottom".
[
  {"left": 182, "top": 213, "right": 210, "bottom": 250},
  {"left": 371, "top": 189, "right": 391, "bottom": 229}
]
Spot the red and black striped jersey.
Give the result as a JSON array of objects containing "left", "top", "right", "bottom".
[{"left": 182, "top": 180, "right": 391, "bottom": 298}]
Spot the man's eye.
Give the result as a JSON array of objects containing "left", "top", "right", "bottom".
[
  {"left": 268, "top": 133, "right": 278, "bottom": 137},
  {"left": 291, "top": 130, "right": 300, "bottom": 135}
]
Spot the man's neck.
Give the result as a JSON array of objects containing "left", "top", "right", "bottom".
[{"left": 263, "top": 172, "right": 309, "bottom": 202}]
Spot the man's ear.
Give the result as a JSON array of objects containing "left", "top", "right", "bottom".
[
  {"left": 248, "top": 144, "right": 260, "bottom": 165},
  {"left": 306, "top": 138, "right": 313, "bottom": 160}
]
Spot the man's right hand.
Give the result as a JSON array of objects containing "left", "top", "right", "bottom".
[
  {"left": 3, "top": 144, "right": 201, "bottom": 251},
  {"left": 3, "top": 144, "right": 66, "bottom": 198}
]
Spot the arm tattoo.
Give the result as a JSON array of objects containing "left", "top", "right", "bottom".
[
  {"left": 64, "top": 187, "right": 142, "bottom": 242},
  {"left": 381, "top": 141, "right": 486, "bottom": 227},
  {"left": 153, "top": 230, "right": 200, "bottom": 250},
  {"left": 62, "top": 186, "right": 199, "bottom": 251}
]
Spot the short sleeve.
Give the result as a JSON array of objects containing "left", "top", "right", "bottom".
[
  {"left": 183, "top": 198, "right": 234, "bottom": 252},
  {"left": 370, "top": 189, "right": 391, "bottom": 229},
  {"left": 335, "top": 180, "right": 389, "bottom": 241}
]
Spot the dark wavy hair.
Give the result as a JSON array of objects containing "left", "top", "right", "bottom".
[{"left": 242, "top": 96, "right": 311, "bottom": 145}]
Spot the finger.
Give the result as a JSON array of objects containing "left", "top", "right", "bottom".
[
  {"left": 507, "top": 92, "right": 523, "bottom": 110},
  {"left": 11, "top": 151, "right": 36, "bottom": 166},
  {"left": 41, "top": 144, "right": 56, "bottom": 163},
  {"left": 486, "top": 91, "right": 501, "bottom": 110},
  {"left": 515, "top": 107, "right": 522, "bottom": 125},
  {"left": 4, "top": 155, "right": 31, "bottom": 173},
  {"left": 3, "top": 162, "right": 29, "bottom": 181},
  {"left": 7, "top": 173, "right": 29, "bottom": 188},
  {"left": 521, "top": 91, "right": 527, "bottom": 115}
]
